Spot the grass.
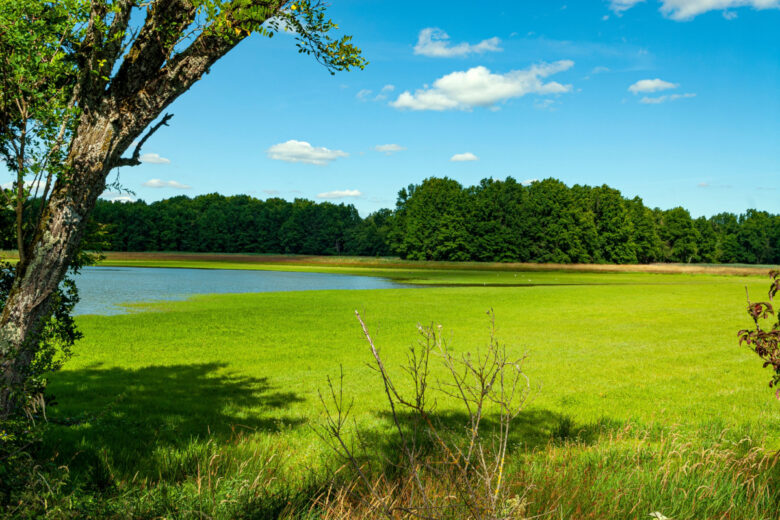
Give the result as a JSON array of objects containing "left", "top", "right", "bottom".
[{"left": 31, "top": 263, "right": 780, "bottom": 518}]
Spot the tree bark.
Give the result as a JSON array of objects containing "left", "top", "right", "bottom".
[{"left": 0, "top": 1, "right": 284, "bottom": 415}]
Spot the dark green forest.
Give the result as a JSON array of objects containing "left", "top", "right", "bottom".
[{"left": 3, "top": 177, "right": 778, "bottom": 264}]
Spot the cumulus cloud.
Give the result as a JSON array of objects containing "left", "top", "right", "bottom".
[
  {"left": 391, "top": 61, "right": 574, "bottom": 111},
  {"left": 610, "top": 0, "right": 779, "bottom": 20},
  {"left": 628, "top": 78, "right": 678, "bottom": 94},
  {"left": 522, "top": 178, "right": 540, "bottom": 186},
  {"left": 139, "top": 153, "right": 171, "bottom": 164},
  {"left": 413, "top": 28, "right": 502, "bottom": 58},
  {"left": 640, "top": 92, "right": 696, "bottom": 103},
  {"left": 317, "top": 189, "right": 362, "bottom": 199},
  {"left": 374, "top": 144, "right": 406, "bottom": 155},
  {"left": 450, "top": 152, "right": 479, "bottom": 162},
  {"left": 267, "top": 140, "right": 348, "bottom": 165},
  {"left": 142, "top": 179, "right": 191, "bottom": 189},
  {"left": 356, "top": 89, "right": 373, "bottom": 101}
]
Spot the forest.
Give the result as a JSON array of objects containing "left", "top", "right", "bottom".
[{"left": 4, "top": 177, "right": 777, "bottom": 264}]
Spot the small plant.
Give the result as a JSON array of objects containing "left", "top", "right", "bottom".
[
  {"left": 739, "top": 270, "right": 780, "bottom": 397},
  {"left": 314, "top": 310, "right": 530, "bottom": 519}
]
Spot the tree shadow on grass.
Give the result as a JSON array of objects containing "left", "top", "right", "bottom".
[
  {"left": 42, "top": 363, "right": 304, "bottom": 484},
  {"left": 352, "top": 408, "right": 623, "bottom": 469}
]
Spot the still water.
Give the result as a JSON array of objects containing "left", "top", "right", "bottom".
[{"left": 72, "top": 266, "right": 406, "bottom": 316}]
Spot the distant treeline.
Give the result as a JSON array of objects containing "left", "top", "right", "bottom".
[
  {"left": 89, "top": 194, "right": 393, "bottom": 256},
  {"left": 2, "top": 177, "right": 778, "bottom": 264},
  {"left": 391, "top": 177, "right": 780, "bottom": 264}
]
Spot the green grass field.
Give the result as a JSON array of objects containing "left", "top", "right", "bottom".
[{"left": 33, "top": 259, "right": 780, "bottom": 518}]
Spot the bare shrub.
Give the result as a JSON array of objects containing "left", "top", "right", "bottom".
[{"left": 313, "top": 310, "right": 530, "bottom": 519}]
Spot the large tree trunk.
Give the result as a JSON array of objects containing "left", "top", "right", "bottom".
[
  {"left": 0, "top": 109, "right": 126, "bottom": 415},
  {"left": 0, "top": 0, "right": 286, "bottom": 417}
]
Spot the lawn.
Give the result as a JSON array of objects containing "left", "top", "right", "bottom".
[{"left": 38, "top": 263, "right": 780, "bottom": 518}]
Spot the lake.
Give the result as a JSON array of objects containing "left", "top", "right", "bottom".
[{"left": 72, "top": 266, "right": 407, "bottom": 315}]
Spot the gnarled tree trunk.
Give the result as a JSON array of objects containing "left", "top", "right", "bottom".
[{"left": 0, "top": 0, "right": 280, "bottom": 416}]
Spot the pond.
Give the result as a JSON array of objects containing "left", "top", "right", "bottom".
[{"left": 72, "top": 266, "right": 407, "bottom": 316}]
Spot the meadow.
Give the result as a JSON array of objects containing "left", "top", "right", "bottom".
[{"left": 27, "top": 255, "right": 780, "bottom": 519}]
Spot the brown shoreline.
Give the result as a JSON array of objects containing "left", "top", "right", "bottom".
[{"left": 90, "top": 251, "right": 777, "bottom": 277}]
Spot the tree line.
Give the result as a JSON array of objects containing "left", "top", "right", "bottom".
[{"left": 3, "top": 177, "right": 777, "bottom": 264}]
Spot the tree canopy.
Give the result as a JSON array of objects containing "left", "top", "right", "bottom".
[{"left": 7, "top": 177, "right": 775, "bottom": 265}]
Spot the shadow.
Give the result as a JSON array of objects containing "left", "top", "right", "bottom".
[
  {"left": 42, "top": 363, "right": 304, "bottom": 483},
  {"left": 349, "top": 408, "right": 624, "bottom": 468}
]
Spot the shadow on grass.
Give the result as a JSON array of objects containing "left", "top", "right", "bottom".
[
  {"left": 347, "top": 408, "right": 623, "bottom": 472},
  {"left": 43, "top": 363, "right": 304, "bottom": 483}
]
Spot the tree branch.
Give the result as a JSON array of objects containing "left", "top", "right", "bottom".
[
  {"left": 113, "top": 113, "right": 173, "bottom": 167},
  {"left": 110, "top": 0, "right": 198, "bottom": 101}
]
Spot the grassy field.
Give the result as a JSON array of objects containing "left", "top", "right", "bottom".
[{"left": 30, "top": 258, "right": 780, "bottom": 518}]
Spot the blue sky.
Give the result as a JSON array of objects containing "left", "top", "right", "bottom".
[{"left": 21, "top": 1, "right": 780, "bottom": 216}]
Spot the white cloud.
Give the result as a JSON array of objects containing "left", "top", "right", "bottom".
[
  {"left": 139, "top": 153, "right": 171, "bottom": 164},
  {"left": 316, "top": 189, "right": 362, "bottom": 199},
  {"left": 1, "top": 179, "right": 45, "bottom": 192},
  {"left": 102, "top": 192, "right": 136, "bottom": 203},
  {"left": 142, "top": 179, "right": 191, "bottom": 189},
  {"left": 591, "top": 66, "right": 611, "bottom": 74},
  {"left": 262, "top": 189, "right": 280, "bottom": 195},
  {"left": 610, "top": 0, "right": 779, "bottom": 20},
  {"left": 661, "top": 0, "right": 780, "bottom": 19},
  {"left": 610, "top": 0, "right": 646, "bottom": 13},
  {"left": 723, "top": 9, "right": 739, "bottom": 17},
  {"left": 640, "top": 92, "right": 696, "bottom": 103},
  {"left": 374, "top": 84, "right": 396, "bottom": 101},
  {"left": 356, "top": 89, "right": 373, "bottom": 101},
  {"left": 628, "top": 78, "right": 678, "bottom": 94},
  {"left": 391, "top": 61, "right": 574, "bottom": 111},
  {"left": 413, "top": 28, "right": 502, "bottom": 58},
  {"left": 522, "top": 178, "right": 540, "bottom": 186},
  {"left": 267, "top": 140, "right": 348, "bottom": 165},
  {"left": 534, "top": 99, "right": 556, "bottom": 110},
  {"left": 374, "top": 144, "right": 406, "bottom": 155},
  {"left": 450, "top": 152, "right": 479, "bottom": 162}
]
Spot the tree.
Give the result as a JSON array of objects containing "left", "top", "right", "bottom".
[
  {"left": 0, "top": 0, "right": 365, "bottom": 416},
  {"left": 392, "top": 177, "right": 471, "bottom": 261},
  {"left": 657, "top": 207, "right": 699, "bottom": 263}
]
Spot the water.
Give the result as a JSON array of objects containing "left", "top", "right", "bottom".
[{"left": 72, "top": 266, "right": 407, "bottom": 316}]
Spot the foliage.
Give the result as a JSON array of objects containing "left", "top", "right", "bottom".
[
  {"left": 88, "top": 194, "right": 389, "bottom": 256},
  {"left": 0, "top": 262, "right": 81, "bottom": 417},
  {"left": 0, "top": 260, "right": 82, "bottom": 516},
  {"left": 389, "top": 176, "right": 780, "bottom": 265},
  {"left": 739, "top": 270, "right": 780, "bottom": 395},
  {"left": 25, "top": 176, "right": 772, "bottom": 265},
  {"left": 0, "top": 0, "right": 89, "bottom": 262}
]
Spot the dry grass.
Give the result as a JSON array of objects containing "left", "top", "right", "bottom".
[
  {"left": 297, "top": 427, "right": 780, "bottom": 520},
  {"left": 3, "top": 249, "right": 774, "bottom": 276}
]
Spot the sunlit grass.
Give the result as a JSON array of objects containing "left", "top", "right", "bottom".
[{"left": 0, "top": 256, "right": 762, "bottom": 516}]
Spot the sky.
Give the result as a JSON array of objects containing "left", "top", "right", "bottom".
[{"left": 9, "top": 0, "right": 780, "bottom": 217}]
